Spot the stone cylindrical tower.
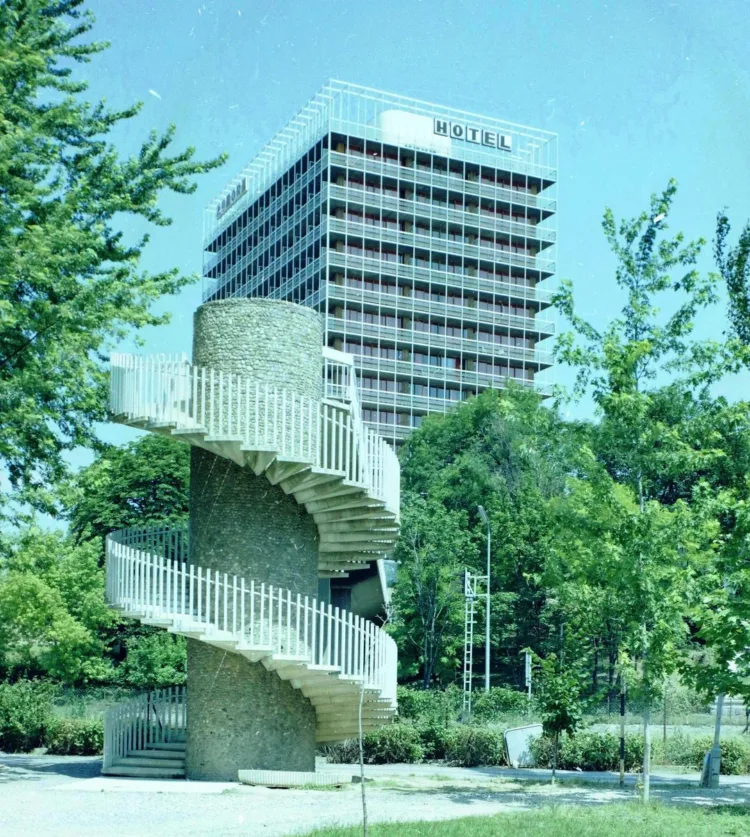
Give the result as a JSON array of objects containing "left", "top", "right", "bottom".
[{"left": 186, "top": 299, "right": 323, "bottom": 781}]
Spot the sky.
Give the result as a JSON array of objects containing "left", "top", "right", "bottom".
[{"left": 76, "top": 0, "right": 750, "bottom": 454}]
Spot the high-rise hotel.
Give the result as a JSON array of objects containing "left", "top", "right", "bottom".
[{"left": 203, "top": 81, "right": 557, "bottom": 444}]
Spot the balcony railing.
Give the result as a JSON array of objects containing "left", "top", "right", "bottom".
[
  {"left": 326, "top": 218, "right": 555, "bottom": 274},
  {"left": 328, "top": 151, "right": 557, "bottom": 211}
]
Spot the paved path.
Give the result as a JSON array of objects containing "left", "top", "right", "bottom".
[{"left": 2, "top": 754, "right": 749, "bottom": 837}]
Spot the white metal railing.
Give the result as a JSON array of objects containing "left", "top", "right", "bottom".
[
  {"left": 323, "top": 346, "right": 362, "bottom": 424},
  {"left": 105, "top": 526, "right": 398, "bottom": 708},
  {"left": 109, "top": 352, "right": 400, "bottom": 517},
  {"left": 103, "top": 686, "right": 186, "bottom": 770}
]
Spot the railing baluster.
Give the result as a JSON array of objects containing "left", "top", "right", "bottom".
[
  {"left": 250, "top": 579, "right": 255, "bottom": 644},
  {"left": 240, "top": 577, "right": 246, "bottom": 639},
  {"left": 295, "top": 592, "right": 301, "bottom": 658},
  {"left": 303, "top": 596, "right": 315, "bottom": 663},
  {"left": 333, "top": 606, "right": 339, "bottom": 669},
  {"left": 214, "top": 568, "right": 220, "bottom": 630},
  {"left": 259, "top": 583, "right": 265, "bottom": 646},
  {"left": 232, "top": 575, "right": 238, "bottom": 634},
  {"left": 197, "top": 565, "right": 202, "bottom": 623},
  {"left": 223, "top": 572, "right": 228, "bottom": 633},
  {"left": 326, "top": 603, "right": 333, "bottom": 666},
  {"left": 277, "top": 586, "right": 283, "bottom": 653}
]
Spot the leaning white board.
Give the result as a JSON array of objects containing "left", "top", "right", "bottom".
[{"left": 504, "top": 724, "right": 543, "bottom": 768}]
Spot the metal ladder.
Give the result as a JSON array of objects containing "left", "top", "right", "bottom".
[{"left": 462, "top": 571, "right": 478, "bottom": 719}]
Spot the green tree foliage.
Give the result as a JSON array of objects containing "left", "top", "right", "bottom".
[
  {"left": 533, "top": 653, "right": 583, "bottom": 780},
  {"left": 62, "top": 432, "right": 190, "bottom": 674},
  {"left": 390, "top": 495, "right": 475, "bottom": 687},
  {"left": 552, "top": 179, "right": 723, "bottom": 798},
  {"left": 682, "top": 484, "right": 750, "bottom": 708},
  {"left": 715, "top": 211, "right": 750, "bottom": 348},
  {"left": 119, "top": 632, "right": 186, "bottom": 689},
  {"left": 66, "top": 433, "right": 190, "bottom": 545},
  {"left": 397, "top": 385, "right": 583, "bottom": 685},
  {"left": 0, "top": 527, "right": 114, "bottom": 683},
  {"left": 0, "top": 0, "right": 225, "bottom": 515}
]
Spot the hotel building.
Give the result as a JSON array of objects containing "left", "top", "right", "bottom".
[{"left": 203, "top": 81, "right": 557, "bottom": 445}]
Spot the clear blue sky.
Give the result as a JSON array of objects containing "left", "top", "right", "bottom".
[{"left": 80, "top": 0, "right": 750, "bottom": 452}]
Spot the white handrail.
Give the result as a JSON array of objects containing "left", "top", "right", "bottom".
[
  {"left": 105, "top": 526, "right": 398, "bottom": 708},
  {"left": 103, "top": 686, "right": 186, "bottom": 770},
  {"left": 110, "top": 353, "right": 399, "bottom": 517}
]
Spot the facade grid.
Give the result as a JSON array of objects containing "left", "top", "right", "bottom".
[{"left": 203, "top": 81, "right": 558, "bottom": 445}]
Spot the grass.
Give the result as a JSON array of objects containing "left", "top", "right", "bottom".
[{"left": 303, "top": 804, "right": 750, "bottom": 837}]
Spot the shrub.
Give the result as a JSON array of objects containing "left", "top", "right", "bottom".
[
  {"left": 472, "top": 687, "right": 528, "bottom": 721},
  {"left": 363, "top": 722, "right": 424, "bottom": 764},
  {"left": 319, "top": 738, "right": 360, "bottom": 764},
  {"left": 45, "top": 717, "right": 104, "bottom": 756},
  {"left": 0, "top": 680, "right": 56, "bottom": 752},
  {"left": 687, "top": 736, "right": 750, "bottom": 775},
  {"left": 396, "top": 685, "right": 461, "bottom": 723},
  {"left": 445, "top": 725, "right": 506, "bottom": 767},
  {"left": 416, "top": 719, "right": 455, "bottom": 760},
  {"left": 529, "top": 731, "right": 643, "bottom": 772}
]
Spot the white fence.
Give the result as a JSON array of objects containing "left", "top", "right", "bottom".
[
  {"left": 105, "top": 526, "right": 398, "bottom": 706},
  {"left": 103, "top": 686, "right": 186, "bottom": 770},
  {"left": 110, "top": 352, "right": 399, "bottom": 516}
]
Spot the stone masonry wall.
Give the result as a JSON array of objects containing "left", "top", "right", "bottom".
[
  {"left": 189, "top": 446, "right": 319, "bottom": 597},
  {"left": 186, "top": 640, "right": 316, "bottom": 780},
  {"left": 192, "top": 298, "right": 323, "bottom": 399},
  {"left": 186, "top": 299, "right": 324, "bottom": 780}
]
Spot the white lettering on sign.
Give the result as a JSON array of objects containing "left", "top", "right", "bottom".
[
  {"left": 434, "top": 119, "right": 512, "bottom": 152},
  {"left": 216, "top": 177, "right": 248, "bottom": 219}
]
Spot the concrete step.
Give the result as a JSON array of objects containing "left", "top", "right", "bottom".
[
  {"left": 242, "top": 448, "right": 277, "bottom": 475},
  {"left": 280, "top": 469, "right": 342, "bottom": 495},
  {"left": 103, "top": 765, "right": 186, "bottom": 778},
  {"left": 146, "top": 742, "right": 186, "bottom": 751},
  {"left": 128, "top": 747, "right": 186, "bottom": 759},
  {"left": 114, "top": 756, "right": 185, "bottom": 769}
]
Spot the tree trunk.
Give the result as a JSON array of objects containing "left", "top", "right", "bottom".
[
  {"left": 707, "top": 693, "right": 724, "bottom": 789},
  {"left": 358, "top": 684, "right": 369, "bottom": 837},
  {"left": 552, "top": 731, "right": 558, "bottom": 784},
  {"left": 592, "top": 641, "right": 599, "bottom": 694},
  {"left": 423, "top": 636, "right": 433, "bottom": 689}
]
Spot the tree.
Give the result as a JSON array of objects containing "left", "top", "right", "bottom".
[
  {"left": 66, "top": 433, "right": 190, "bottom": 547},
  {"left": 0, "top": 526, "right": 114, "bottom": 683},
  {"left": 553, "top": 179, "right": 719, "bottom": 801},
  {"left": 398, "top": 386, "right": 584, "bottom": 684},
  {"left": 682, "top": 484, "right": 750, "bottom": 732},
  {"left": 390, "top": 495, "right": 475, "bottom": 687},
  {"left": 715, "top": 212, "right": 750, "bottom": 349},
  {"left": 0, "top": 0, "right": 225, "bottom": 516},
  {"left": 119, "top": 633, "right": 186, "bottom": 689},
  {"left": 533, "top": 653, "right": 583, "bottom": 782}
]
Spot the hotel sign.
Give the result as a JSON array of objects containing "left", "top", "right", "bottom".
[
  {"left": 216, "top": 177, "right": 247, "bottom": 219},
  {"left": 434, "top": 119, "right": 512, "bottom": 152}
]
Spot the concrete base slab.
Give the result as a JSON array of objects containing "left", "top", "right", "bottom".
[
  {"left": 56, "top": 777, "right": 236, "bottom": 794},
  {"left": 238, "top": 769, "right": 353, "bottom": 788}
]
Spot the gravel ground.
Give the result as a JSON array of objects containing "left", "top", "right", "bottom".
[{"left": 1, "top": 755, "right": 749, "bottom": 837}]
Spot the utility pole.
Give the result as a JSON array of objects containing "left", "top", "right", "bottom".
[
  {"left": 478, "top": 505, "right": 491, "bottom": 692},
  {"left": 525, "top": 650, "right": 532, "bottom": 709}
]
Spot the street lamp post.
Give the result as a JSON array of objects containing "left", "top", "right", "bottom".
[{"left": 478, "top": 505, "right": 491, "bottom": 693}]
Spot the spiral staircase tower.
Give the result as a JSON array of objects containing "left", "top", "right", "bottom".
[{"left": 102, "top": 299, "right": 400, "bottom": 780}]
